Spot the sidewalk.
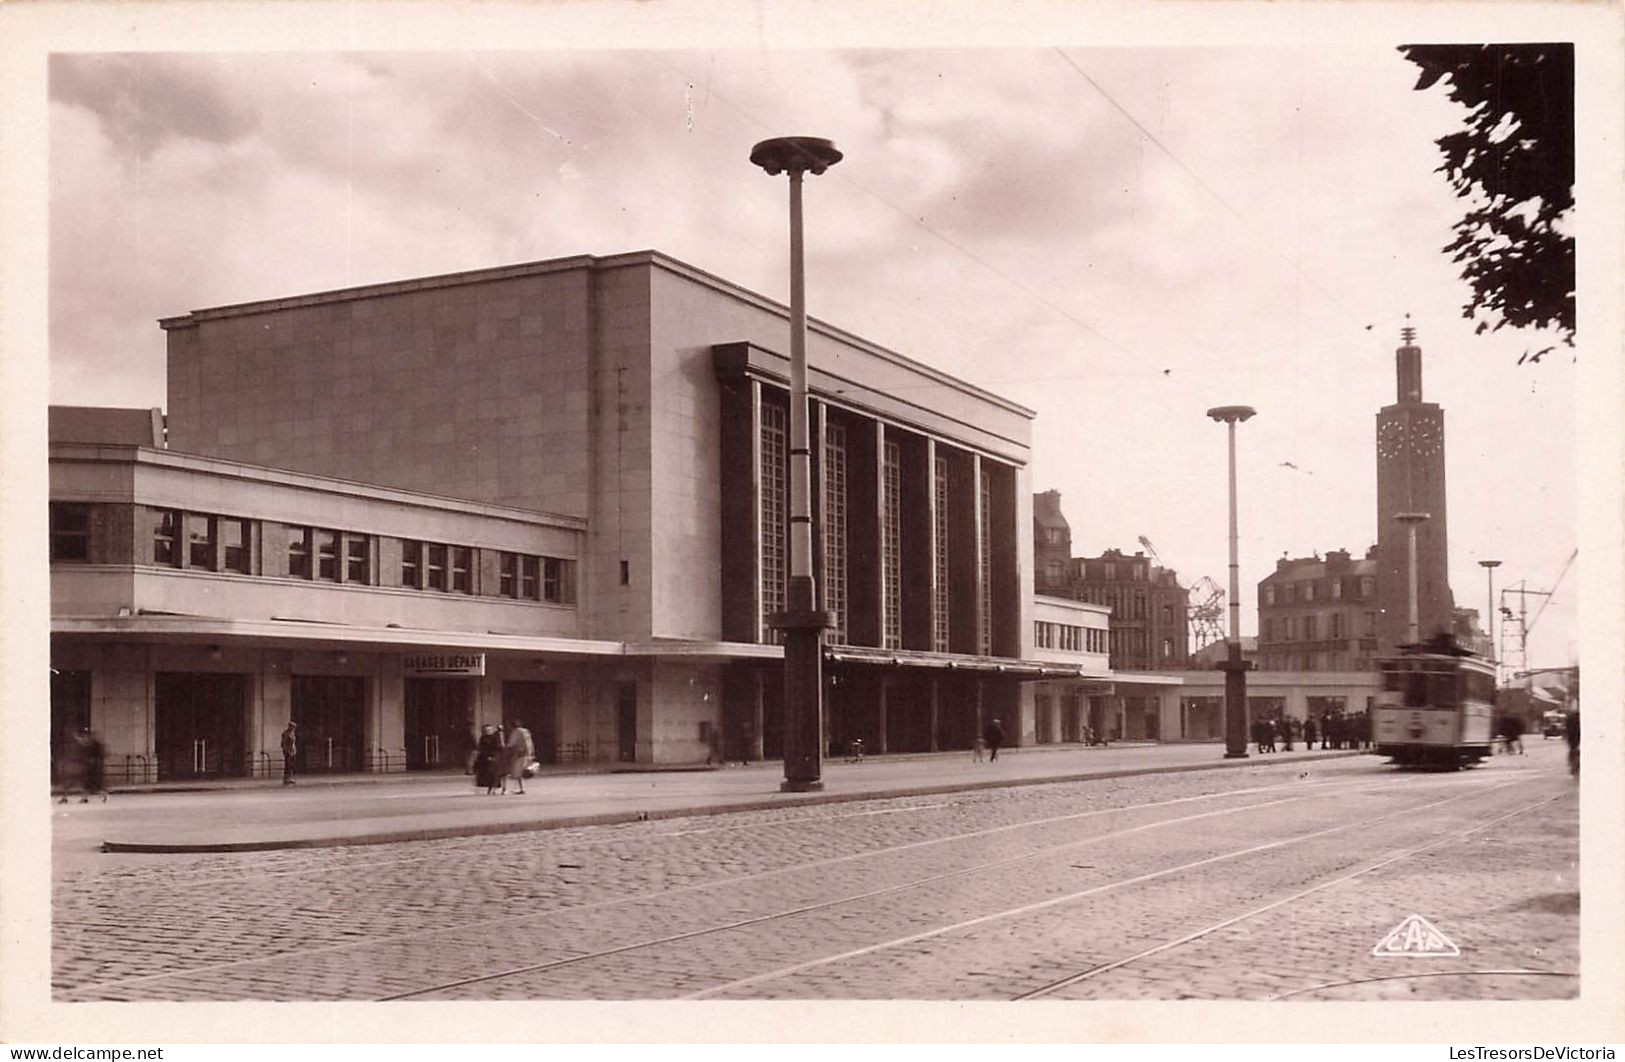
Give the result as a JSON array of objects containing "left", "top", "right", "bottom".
[{"left": 63, "top": 742, "right": 1368, "bottom": 855}]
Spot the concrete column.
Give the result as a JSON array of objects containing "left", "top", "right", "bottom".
[
  {"left": 877, "top": 677, "right": 890, "bottom": 754},
  {"left": 751, "top": 669, "right": 766, "bottom": 763},
  {"left": 929, "top": 677, "right": 941, "bottom": 752}
]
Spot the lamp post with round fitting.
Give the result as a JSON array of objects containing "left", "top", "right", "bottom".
[
  {"left": 750, "top": 136, "right": 842, "bottom": 792},
  {"left": 1207, "top": 404, "right": 1256, "bottom": 759},
  {"left": 1479, "top": 559, "right": 1501, "bottom": 677},
  {"left": 1396, "top": 512, "right": 1431, "bottom": 646}
]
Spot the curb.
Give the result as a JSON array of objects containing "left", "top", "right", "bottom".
[{"left": 101, "top": 749, "right": 1367, "bottom": 854}]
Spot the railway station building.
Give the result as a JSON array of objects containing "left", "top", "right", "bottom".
[{"left": 49, "top": 250, "right": 1122, "bottom": 783}]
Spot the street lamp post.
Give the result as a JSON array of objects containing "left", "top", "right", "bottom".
[
  {"left": 751, "top": 136, "right": 842, "bottom": 793},
  {"left": 1207, "top": 404, "right": 1256, "bottom": 759},
  {"left": 1396, "top": 512, "right": 1431, "bottom": 645},
  {"left": 1479, "top": 559, "right": 1501, "bottom": 675}
]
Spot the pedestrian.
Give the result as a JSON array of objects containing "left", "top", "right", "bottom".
[
  {"left": 1564, "top": 709, "right": 1580, "bottom": 777},
  {"left": 1280, "top": 717, "right": 1294, "bottom": 752},
  {"left": 1303, "top": 716, "right": 1318, "bottom": 749},
  {"left": 1500, "top": 714, "right": 1525, "bottom": 755},
  {"left": 56, "top": 730, "right": 86, "bottom": 804},
  {"left": 281, "top": 721, "right": 298, "bottom": 785},
  {"left": 473, "top": 724, "right": 503, "bottom": 794},
  {"left": 77, "top": 729, "right": 107, "bottom": 803},
  {"left": 983, "top": 718, "right": 1005, "bottom": 762},
  {"left": 502, "top": 718, "right": 534, "bottom": 794}
]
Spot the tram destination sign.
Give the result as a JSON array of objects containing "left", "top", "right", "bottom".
[{"left": 403, "top": 652, "right": 486, "bottom": 676}]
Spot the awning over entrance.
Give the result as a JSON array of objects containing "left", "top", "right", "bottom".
[{"left": 824, "top": 645, "right": 1112, "bottom": 684}]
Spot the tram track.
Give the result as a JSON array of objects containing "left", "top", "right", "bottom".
[
  {"left": 59, "top": 769, "right": 1405, "bottom": 999},
  {"left": 1013, "top": 790, "right": 1568, "bottom": 1000},
  {"left": 678, "top": 776, "right": 1530, "bottom": 1000},
  {"left": 381, "top": 772, "right": 1505, "bottom": 1001}
]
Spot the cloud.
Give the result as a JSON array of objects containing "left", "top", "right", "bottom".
[{"left": 50, "top": 53, "right": 260, "bottom": 159}]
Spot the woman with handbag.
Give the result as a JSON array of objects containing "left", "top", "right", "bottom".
[{"left": 501, "top": 719, "right": 534, "bottom": 795}]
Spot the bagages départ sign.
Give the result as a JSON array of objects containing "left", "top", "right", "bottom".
[{"left": 402, "top": 653, "right": 486, "bottom": 676}]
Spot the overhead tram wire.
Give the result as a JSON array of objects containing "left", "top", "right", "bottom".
[
  {"left": 640, "top": 52, "right": 1141, "bottom": 366},
  {"left": 1525, "top": 546, "right": 1577, "bottom": 637},
  {"left": 1050, "top": 48, "right": 1379, "bottom": 339}
]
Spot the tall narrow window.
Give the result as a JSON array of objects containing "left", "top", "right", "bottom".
[
  {"left": 186, "top": 513, "right": 215, "bottom": 569},
  {"left": 544, "top": 557, "right": 575, "bottom": 603},
  {"left": 49, "top": 503, "right": 92, "bottom": 563},
  {"left": 152, "top": 509, "right": 180, "bottom": 567},
  {"left": 932, "top": 453, "right": 949, "bottom": 653},
  {"left": 499, "top": 553, "right": 518, "bottom": 597},
  {"left": 521, "top": 555, "right": 540, "bottom": 600},
  {"left": 221, "top": 518, "right": 250, "bottom": 574},
  {"left": 288, "top": 525, "right": 312, "bottom": 579},
  {"left": 426, "top": 544, "right": 447, "bottom": 591},
  {"left": 823, "top": 422, "right": 848, "bottom": 644},
  {"left": 401, "top": 540, "right": 421, "bottom": 588},
  {"left": 881, "top": 438, "right": 902, "bottom": 649},
  {"left": 759, "top": 402, "right": 788, "bottom": 640},
  {"left": 345, "top": 535, "right": 369, "bottom": 584},
  {"left": 978, "top": 465, "right": 992, "bottom": 656},
  {"left": 315, "top": 529, "right": 340, "bottom": 582},
  {"left": 450, "top": 546, "right": 472, "bottom": 593}
]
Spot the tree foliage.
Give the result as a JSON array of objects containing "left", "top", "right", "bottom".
[{"left": 1400, "top": 44, "right": 1574, "bottom": 359}]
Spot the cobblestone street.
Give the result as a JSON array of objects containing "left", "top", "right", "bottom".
[{"left": 52, "top": 744, "right": 1577, "bottom": 1002}]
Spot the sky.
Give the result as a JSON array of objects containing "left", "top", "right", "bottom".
[{"left": 38, "top": 16, "right": 1597, "bottom": 670}]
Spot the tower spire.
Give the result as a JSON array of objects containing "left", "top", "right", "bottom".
[{"left": 1396, "top": 314, "right": 1422, "bottom": 403}]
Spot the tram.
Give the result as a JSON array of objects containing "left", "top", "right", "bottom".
[{"left": 1372, "top": 635, "right": 1497, "bottom": 768}]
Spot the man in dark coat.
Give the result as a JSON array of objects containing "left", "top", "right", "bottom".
[
  {"left": 983, "top": 718, "right": 1005, "bottom": 762},
  {"left": 1303, "top": 716, "right": 1318, "bottom": 749},
  {"left": 281, "top": 722, "right": 298, "bottom": 785},
  {"left": 78, "top": 729, "right": 106, "bottom": 802}
]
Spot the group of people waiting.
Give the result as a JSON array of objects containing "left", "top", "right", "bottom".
[
  {"left": 55, "top": 727, "right": 107, "bottom": 803},
  {"left": 470, "top": 721, "right": 536, "bottom": 795},
  {"left": 1253, "top": 712, "right": 1370, "bottom": 754}
]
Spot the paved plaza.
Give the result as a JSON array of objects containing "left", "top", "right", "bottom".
[{"left": 48, "top": 740, "right": 1578, "bottom": 1002}]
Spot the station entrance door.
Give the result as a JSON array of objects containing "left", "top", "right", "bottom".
[
  {"left": 291, "top": 675, "right": 368, "bottom": 773},
  {"left": 154, "top": 672, "right": 248, "bottom": 780},
  {"left": 404, "top": 678, "right": 472, "bottom": 770}
]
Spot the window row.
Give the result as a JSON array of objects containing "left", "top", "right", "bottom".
[
  {"left": 50, "top": 503, "right": 575, "bottom": 604},
  {"left": 1263, "top": 576, "right": 1376, "bottom": 606},
  {"left": 1078, "top": 559, "right": 1150, "bottom": 582},
  {"left": 1034, "top": 621, "right": 1108, "bottom": 654},
  {"left": 1261, "top": 610, "right": 1378, "bottom": 643}
]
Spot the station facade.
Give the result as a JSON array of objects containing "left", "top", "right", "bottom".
[{"left": 49, "top": 250, "right": 1128, "bottom": 782}]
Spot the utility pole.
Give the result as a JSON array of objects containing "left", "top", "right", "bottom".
[
  {"left": 1478, "top": 559, "right": 1500, "bottom": 678},
  {"left": 751, "top": 136, "right": 843, "bottom": 793},
  {"left": 1207, "top": 405, "right": 1256, "bottom": 759}
]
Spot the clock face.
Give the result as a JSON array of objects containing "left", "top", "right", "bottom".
[
  {"left": 1411, "top": 417, "right": 1442, "bottom": 456},
  {"left": 1377, "top": 420, "right": 1406, "bottom": 459}
]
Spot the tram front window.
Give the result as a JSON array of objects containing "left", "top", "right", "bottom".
[{"left": 1428, "top": 669, "right": 1459, "bottom": 708}]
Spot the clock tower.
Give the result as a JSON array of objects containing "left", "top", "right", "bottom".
[{"left": 1375, "top": 325, "right": 1454, "bottom": 654}]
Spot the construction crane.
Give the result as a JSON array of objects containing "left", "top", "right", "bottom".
[
  {"left": 1188, "top": 576, "right": 1226, "bottom": 650},
  {"left": 1138, "top": 535, "right": 1226, "bottom": 651}
]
